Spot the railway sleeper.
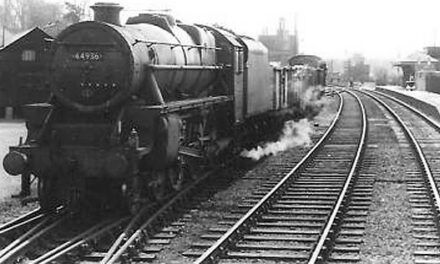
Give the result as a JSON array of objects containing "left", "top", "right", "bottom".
[
  {"left": 327, "top": 254, "right": 360, "bottom": 262},
  {"left": 274, "top": 199, "right": 336, "bottom": 205},
  {"left": 225, "top": 251, "right": 309, "bottom": 261},
  {"left": 414, "top": 251, "right": 440, "bottom": 256},
  {"left": 234, "top": 242, "right": 310, "bottom": 250},
  {"left": 266, "top": 209, "right": 330, "bottom": 215},
  {"left": 415, "top": 241, "right": 440, "bottom": 247},
  {"left": 334, "top": 237, "right": 363, "bottom": 244},
  {"left": 332, "top": 245, "right": 360, "bottom": 253},
  {"left": 413, "top": 227, "right": 438, "bottom": 232},
  {"left": 256, "top": 222, "right": 324, "bottom": 228}
]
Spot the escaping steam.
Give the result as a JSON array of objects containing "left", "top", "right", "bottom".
[
  {"left": 241, "top": 65, "right": 330, "bottom": 161},
  {"left": 301, "top": 86, "right": 327, "bottom": 118},
  {"left": 241, "top": 118, "right": 314, "bottom": 161}
]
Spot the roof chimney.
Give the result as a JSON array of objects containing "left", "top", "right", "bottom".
[{"left": 90, "top": 2, "right": 123, "bottom": 26}]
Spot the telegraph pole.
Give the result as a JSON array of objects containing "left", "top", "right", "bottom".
[
  {"left": 1, "top": 0, "right": 5, "bottom": 48},
  {"left": 294, "top": 13, "right": 298, "bottom": 55}
]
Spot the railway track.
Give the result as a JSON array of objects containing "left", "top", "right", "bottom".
[
  {"left": 0, "top": 142, "right": 297, "bottom": 263},
  {"left": 0, "top": 204, "right": 132, "bottom": 264},
  {"left": 179, "top": 90, "right": 368, "bottom": 263},
  {"left": 8, "top": 88, "right": 440, "bottom": 263},
  {"left": 0, "top": 207, "right": 72, "bottom": 264},
  {"left": 0, "top": 166, "right": 234, "bottom": 263},
  {"left": 358, "top": 89, "right": 440, "bottom": 264},
  {"left": 0, "top": 92, "right": 342, "bottom": 264}
]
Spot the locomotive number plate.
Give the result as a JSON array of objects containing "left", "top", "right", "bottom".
[{"left": 72, "top": 51, "right": 103, "bottom": 61}]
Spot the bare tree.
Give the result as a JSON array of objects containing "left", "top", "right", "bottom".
[
  {"left": 64, "top": 1, "right": 89, "bottom": 23},
  {"left": 373, "top": 67, "right": 389, "bottom": 85},
  {"left": 2, "top": 0, "right": 25, "bottom": 32},
  {"left": 1, "top": 0, "right": 63, "bottom": 32},
  {"left": 27, "top": 0, "right": 63, "bottom": 29}
]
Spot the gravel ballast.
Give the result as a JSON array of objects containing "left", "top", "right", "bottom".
[{"left": 358, "top": 93, "right": 414, "bottom": 263}]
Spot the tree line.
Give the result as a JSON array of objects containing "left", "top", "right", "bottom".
[{"left": 0, "top": 0, "right": 89, "bottom": 33}]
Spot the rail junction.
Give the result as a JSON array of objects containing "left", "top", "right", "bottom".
[{"left": 3, "top": 88, "right": 440, "bottom": 263}]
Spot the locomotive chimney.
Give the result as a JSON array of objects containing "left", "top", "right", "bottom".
[{"left": 90, "top": 2, "right": 123, "bottom": 26}]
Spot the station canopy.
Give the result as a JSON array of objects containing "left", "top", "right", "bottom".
[{"left": 395, "top": 51, "right": 438, "bottom": 66}]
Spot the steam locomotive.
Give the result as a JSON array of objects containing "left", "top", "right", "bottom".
[{"left": 3, "top": 2, "right": 326, "bottom": 213}]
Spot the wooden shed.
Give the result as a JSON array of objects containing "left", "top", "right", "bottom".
[{"left": 0, "top": 27, "right": 53, "bottom": 118}]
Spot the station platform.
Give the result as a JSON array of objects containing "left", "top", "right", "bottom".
[
  {"left": 374, "top": 85, "right": 440, "bottom": 121},
  {"left": 0, "top": 122, "right": 26, "bottom": 200}
]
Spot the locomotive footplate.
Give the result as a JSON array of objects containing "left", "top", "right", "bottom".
[{"left": 142, "top": 95, "right": 232, "bottom": 114}]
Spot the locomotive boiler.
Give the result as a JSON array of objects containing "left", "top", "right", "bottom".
[{"left": 3, "top": 2, "right": 313, "bottom": 213}]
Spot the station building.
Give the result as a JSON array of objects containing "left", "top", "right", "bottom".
[{"left": 395, "top": 47, "right": 440, "bottom": 93}]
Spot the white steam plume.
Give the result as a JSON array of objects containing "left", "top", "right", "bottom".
[
  {"left": 301, "top": 85, "right": 328, "bottom": 112},
  {"left": 240, "top": 118, "right": 314, "bottom": 161}
]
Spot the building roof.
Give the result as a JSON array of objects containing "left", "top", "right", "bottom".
[
  {"left": 396, "top": 50, "right": 438, "bottom": 65},
  {"left": 0, "top": 27, "right": 53, "bottom": 52},
  {"left": 0, "top": 20, "right": 72, "bottom": 51},
  {"left": 288, "top": 54, "right": 323, "bottom": 67}
]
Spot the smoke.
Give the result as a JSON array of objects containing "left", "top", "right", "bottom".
[
  {"left": 290, "top": 65, "right": 328, "bottom": 120},
  {"left": 240, "top": 118, "right": 314, "bottom": 161},
  {"left": 283, "top": 84, "right": 329, "bottom": 122},
  {"left": 303, "top": 85, "right": 325, "bottom": 106},
  {"left": 240, "top": 65, "right": 331, "bottom": 161}
]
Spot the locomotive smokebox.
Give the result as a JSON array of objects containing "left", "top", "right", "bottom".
[{"left": 90, "top": 2, "right": 123, "bottom": 26}]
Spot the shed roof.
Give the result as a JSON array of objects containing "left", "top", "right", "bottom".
[
  {"left": 288, "top": 54, "right": 323, "bottom": 67},
  {"left": 0, "top": 27, "right": 53, "bottom": 52},
  {"left": 396, "top": 50, "right": 438, "bottom": 65}
]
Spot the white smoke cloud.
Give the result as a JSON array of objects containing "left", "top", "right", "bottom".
[
  {"left": 303, "top": 86, "right": 325, "bottom": 107},
  {"left": 240, "top": 118, "right": 314, "bottom": 161}
]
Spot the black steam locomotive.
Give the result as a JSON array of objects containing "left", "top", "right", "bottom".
[{"left": 3, "top": 3, "right": 325, "bottom": 212}]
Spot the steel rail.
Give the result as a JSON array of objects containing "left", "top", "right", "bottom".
[
  {"left": 371, "top": 90, "right": 440, "bottom": 132},
  {"left": 0, "top": 213, "right": 45, "bottom": 236},
  {"left": 0, "top": 206, "right": 62, "bottom": 235},
  {"left": 24, "top": 133, "right": 240, "bottom": 263},
  {"left": 0, "top": 208, "right": 41, "bottom": 232},
  {"left": 99, "top": 207, "right": 151, "bottom": 264},
  {"left": 307, "top": 89, "right": 368, "bottom": 263},
  {"left": 0, "top": 218, "right": 50, "bottom": 259},
  {"left": 360, "top": 90, "right": 440, "bottom": 228},
  {"left": 104, "top": 169, "right": 219, "bottom": 264},
  {"left": 28, "top": 220, "right": 109, "bottom": 264},
  {"left": 29, "top": 217, "right": 129, "bottom": 264},
  {"left": 194, "top": 92, "right": 345, "bottom": 264},
  {"left": 0, "top": 215, "right": 66, "bottom": 264}
]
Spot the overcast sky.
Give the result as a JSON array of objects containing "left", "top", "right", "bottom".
[{"left": 76, "top": 0, "right": 440, "bottom": 60}]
